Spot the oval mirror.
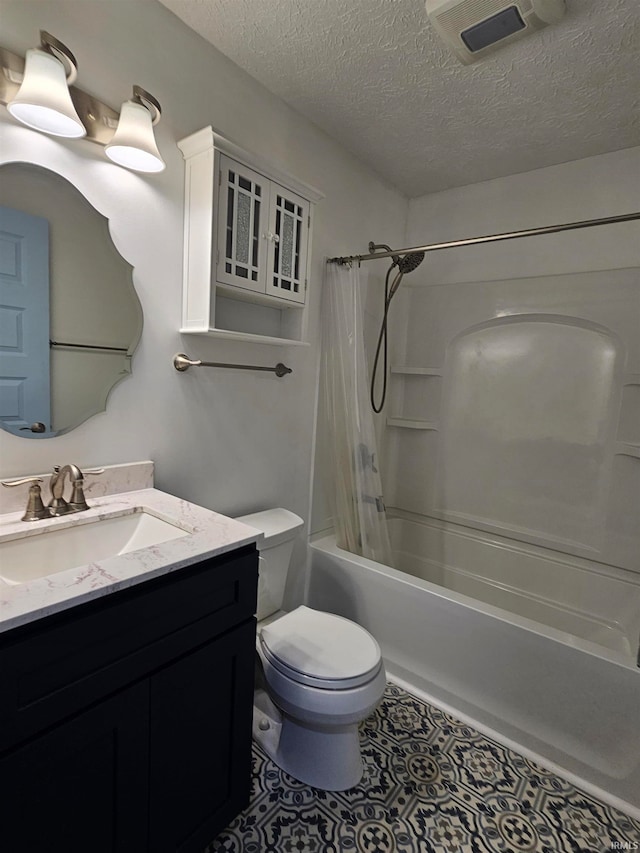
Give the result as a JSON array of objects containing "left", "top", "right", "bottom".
[{"left": 0, "top": 163, "right": 142, "bottom": 438}]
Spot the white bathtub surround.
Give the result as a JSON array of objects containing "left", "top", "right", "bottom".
[
  {"left": 0, "top": 482, "right": 261, "bottom": 634},
  {"left": 309, "top": 520, "right": 640, "bottom": 818},
  {"left": 383, "top": 267, "right": 639, "bottom": 574}
]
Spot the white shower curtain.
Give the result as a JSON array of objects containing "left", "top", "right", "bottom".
[{"left": 321, "top": 261, "right": 394, "bottom": 566}]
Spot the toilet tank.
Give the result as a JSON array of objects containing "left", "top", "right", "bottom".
[{"left": 235, "top": 508, "right": 304, "bottom": 621}]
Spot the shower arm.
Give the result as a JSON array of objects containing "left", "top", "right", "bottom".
[{"left": 328, "top": 212, "right": 640, "bottom": 266}]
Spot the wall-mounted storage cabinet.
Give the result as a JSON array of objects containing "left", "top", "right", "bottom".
[
  {"left": 218, "top": 155, "right": 309, "bottom": 305},
  {"left": 178, "top": 127, "right": 323, "bottom": 345}
]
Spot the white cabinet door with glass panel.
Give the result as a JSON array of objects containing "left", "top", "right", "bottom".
[{"left": 217, "top": 155, "right": 308, "bottom": 305}]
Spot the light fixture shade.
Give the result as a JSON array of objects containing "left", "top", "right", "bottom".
[
  {"left": 8, "top": 48, "right": 86, "bottom": 138},
  {"left": 105, "top": 100, "right": 165, "bottom": 173}
]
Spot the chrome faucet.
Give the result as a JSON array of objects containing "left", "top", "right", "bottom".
[{"left": 48, "top": 464, "right": 104, "bottom": 516}]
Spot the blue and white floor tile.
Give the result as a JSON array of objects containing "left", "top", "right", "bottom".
[{"left": 206, "top": 683, "right": 640, "bottom": 852}]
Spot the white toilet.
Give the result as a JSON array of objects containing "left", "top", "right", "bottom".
[{"left": 236, "top": 508, "right": 386, "bottom": 791}]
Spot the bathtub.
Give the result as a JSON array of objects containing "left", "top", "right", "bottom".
[{"left": 308, "top": 512, "right": 640, "bottom": 817}]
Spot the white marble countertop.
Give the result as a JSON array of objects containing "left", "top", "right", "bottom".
[{"left": 0, "top": 488, "right": 262, "bottom": 634}]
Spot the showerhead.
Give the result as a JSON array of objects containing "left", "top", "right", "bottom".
[
  {"left": 395, "top": 251, "right": 425, "bottom": 274},
  {"left": 368, "top": 241, "right": 425, "bottom": 276}
]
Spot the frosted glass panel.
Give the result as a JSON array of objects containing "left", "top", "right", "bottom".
[
  {"left": 235, "top": 192, "right": 250, "bottom": 264},
  {"left": 436, "top": 315, "right": 623, "bottom": 550},
  {"left": 218, "top": 155, "right": 264, "bottom": 289},
  {"left": 281, "top": 212, "right": 294, "bottom": 277},
  {"left": 267, "top": 189, "right": 307, "bottom": 302}
]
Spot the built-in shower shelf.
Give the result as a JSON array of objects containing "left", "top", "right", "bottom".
[
  {"left": 615, "top": 442, "right": 640, "bottom": 459},
  {"left": 386, "top": 418, "right": 438, "bottom": 430},
  {"left": 389, "top": 369, "right": 442, "bottom": 430},
  {"left": 391, "top": 366, "right": 442, "bottom": 376}
]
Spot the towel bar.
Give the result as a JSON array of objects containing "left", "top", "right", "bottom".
[{"left": 173, "top": 353, "right": 292, "bottom": 377}]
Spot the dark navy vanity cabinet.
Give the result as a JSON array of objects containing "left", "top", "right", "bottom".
[{"left": 0, "top": 545, "right": 258, "bottom": 853}]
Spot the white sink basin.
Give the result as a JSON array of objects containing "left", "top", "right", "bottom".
[{"left": 0, "top": 511, "right": 189, "bottom": 586}]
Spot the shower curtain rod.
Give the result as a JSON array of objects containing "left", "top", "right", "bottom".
[{"left": 327, "top": 211, "right": 640, "bottom": 265}]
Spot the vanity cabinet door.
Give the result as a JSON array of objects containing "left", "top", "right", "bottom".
[
  {"left": 148, "top": 619, "right": 256, "bottom": 853},
  {"left": 0, "top": 681, "right": 149, "bottom": 853}
]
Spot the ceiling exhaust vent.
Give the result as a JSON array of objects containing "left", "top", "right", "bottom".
[{"left": 425, "top": 0, "right": 566, "bottom": 64}]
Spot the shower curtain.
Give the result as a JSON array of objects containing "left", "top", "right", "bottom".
[{"left": 321, "top": 261, "right": 394, "bottom": 566}]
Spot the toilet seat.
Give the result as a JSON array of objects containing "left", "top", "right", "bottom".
[{"left": 259, "top": 606, "right": 382, "bottom": 690}]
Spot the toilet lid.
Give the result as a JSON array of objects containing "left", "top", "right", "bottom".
[{"left": 260, "top": 606, "right": 382, "bottom": 689}]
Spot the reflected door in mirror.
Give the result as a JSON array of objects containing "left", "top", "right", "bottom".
[{"left": 0, "top": 206, "right": 53, "bottom": 437}]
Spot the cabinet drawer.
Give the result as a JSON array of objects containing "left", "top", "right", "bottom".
[{"left": 0, "top": 546, "right": 257, "bottom": 751}]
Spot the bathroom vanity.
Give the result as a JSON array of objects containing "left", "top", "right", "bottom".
[{"left": 0, "top": 476, "right": 260, "bottom": 853}]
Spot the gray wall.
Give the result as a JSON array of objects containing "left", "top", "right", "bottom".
[{"left": 0, "top": 0, "right": 407, "bottom": 584}]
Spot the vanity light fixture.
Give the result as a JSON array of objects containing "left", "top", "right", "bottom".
[
  {"left": 105, "top": 87, "right": 165, "bottom": 173},
  {"left": 7, "top": 31, "right": 85, "bottom": 138},
  {"left": 0, "top": 31, "right": 165, "bottom": 175}
]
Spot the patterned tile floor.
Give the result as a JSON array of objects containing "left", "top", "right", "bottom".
[{"left": 206, "top": 683, "right": 640, "bottom": 853}]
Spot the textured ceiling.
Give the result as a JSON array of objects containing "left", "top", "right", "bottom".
[{"left": 158, "top": 0, "right": 639, "bottom": 197}]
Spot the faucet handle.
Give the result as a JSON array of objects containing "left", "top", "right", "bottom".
[
  {"left": 68, "top": 468, "right": 104, "bottom": 512},
  {"left": 1, "top": 477, "right": 50, "bottom": 522},
  {"left": 2, "top": 476, "right": 43, "bottom": 488}
]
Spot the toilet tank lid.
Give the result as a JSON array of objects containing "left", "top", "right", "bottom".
[
  {"left": 260, "top": 605, "right": 381, "bottom": 681},
  {"left": 236, "top": 508, "right": 304, "bottom": 548}
]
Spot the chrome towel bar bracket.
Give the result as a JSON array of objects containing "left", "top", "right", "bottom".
[{"left": 173, "top": 353, "right": 292, "bottom": 377}]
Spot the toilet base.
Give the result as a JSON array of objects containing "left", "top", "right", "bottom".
[
  {"left": 261, "top": 710, "right": 363, "bottom": 791},
  {"left": 253, "top": 688, "right": 364, "bottom": 791},
  {"left": 252, "top": 688, "right": 283, "bottom": 758}
]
